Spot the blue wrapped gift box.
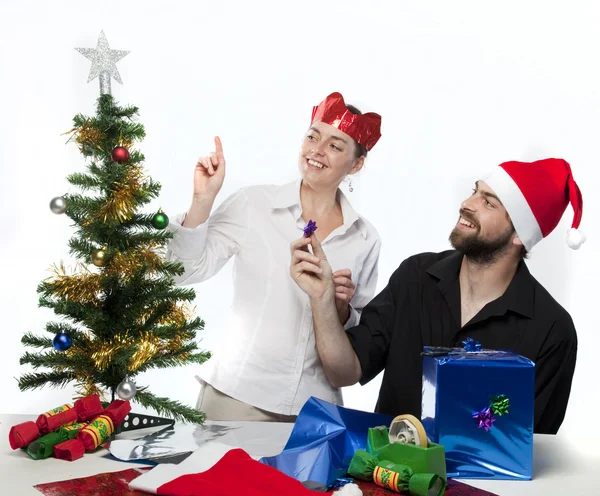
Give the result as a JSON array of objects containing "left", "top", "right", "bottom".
[{"left": 421, "top": 346, "right": 534, "bottom": 480}]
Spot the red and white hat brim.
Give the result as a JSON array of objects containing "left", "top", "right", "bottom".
[{"left": 484, "top": 166, "right": 543, "bottom": 252}]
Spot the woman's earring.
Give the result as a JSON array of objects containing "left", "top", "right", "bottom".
[{"left": 348, "top": 178, "right": 353, "bottom": 192}]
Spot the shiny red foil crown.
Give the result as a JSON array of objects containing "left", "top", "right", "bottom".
[{"left": 311, "top": 92, "right": 382, "bottom": 151}]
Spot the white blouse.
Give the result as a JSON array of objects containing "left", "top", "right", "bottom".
[{"left": 166, "top": 180, "right": 381, "bottom": 415}]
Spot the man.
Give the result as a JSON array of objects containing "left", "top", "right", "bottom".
[{"left": 290, "top": 158, "right": 584, "bottom": 434}]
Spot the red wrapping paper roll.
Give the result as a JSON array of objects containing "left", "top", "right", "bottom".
[
  {"left": 54, "top": 439, "right": 85, "bottom": 461},
  {"left": 9, "top": 421, "right": 40, "bottom": 450},
  {"left": 74, "top": 395, "right": 104, "bottom": 423},
  {"left": 104, "top": 399, "right": 131, "bottom": 425},
  {"left": 36, "top": 404, "right": 78, "bottom": 434}
]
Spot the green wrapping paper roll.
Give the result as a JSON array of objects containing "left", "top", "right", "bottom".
[
  {"left": 348, "top": 449, "right": 445, "bottom": 496},
  {"left": 27, "top": 432, "right": 66, "bottom": 460},
  {"left": 348, "top": 449, "right": 378, "bottom": 481},
  {"left": 25, "top": 423, "right": 85, "bottom": 460}
]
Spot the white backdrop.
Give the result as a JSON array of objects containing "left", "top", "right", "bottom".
[{"left": 1, "top": 0, "right": 598, "bottom": 437}]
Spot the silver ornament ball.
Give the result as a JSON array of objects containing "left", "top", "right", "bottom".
[
  {"left": 116, "top": 378, "right": 137, "bottom": 400},
  {"left": 50, "top": 196, "right": 67, "bottom": 214}
]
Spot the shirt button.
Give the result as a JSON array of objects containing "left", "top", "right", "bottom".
[{"left": 301, "top": 338, "right": 306, "bottom": 343}]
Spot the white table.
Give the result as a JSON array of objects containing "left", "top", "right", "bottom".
[{"left": 1, "top": 414, "right": 598, "bottom": 495}]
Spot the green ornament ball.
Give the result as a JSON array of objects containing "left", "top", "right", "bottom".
[{"left": 151, "top": 211, "right": 169, "bottom": 229}]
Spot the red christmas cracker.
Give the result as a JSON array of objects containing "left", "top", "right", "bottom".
[
  {"left": 57, "top": 400, "right": 130, "bottom": 456},
  {"left": 74, "top": 394, "right": 104, "bottom": 422},
  {"left": 104, "top": 399, "right": 131, "bottom": 425},
  {"left": 59, "top": 422, "right": 86, "bottom": 439},
  {"left": 77, "top": 414, "right": 115, "bottom": 450},
  {"left": 27, "top": 423, "right": 86, "bottom": 460},
  {"left": 36, "top": 403, "right": 78, "bottom": 434},
  {"left": 8, "top": 421, "right": 40, "bottom": 450},
  {"left": 54, "top": 438, "right": 86, "bottom": 461}
]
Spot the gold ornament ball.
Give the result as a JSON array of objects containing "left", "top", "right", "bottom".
[{"left": 91, "top": 249, "right": 107, "bottom": 267}]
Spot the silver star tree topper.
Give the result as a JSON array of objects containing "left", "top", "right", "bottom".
[{"left": 76, "top": 31, "right": 130, "bottom": 95}]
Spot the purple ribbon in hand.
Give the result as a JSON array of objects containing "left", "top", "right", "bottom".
[{"left": 303, "top": 220, "right": 318, "bottom": 237}]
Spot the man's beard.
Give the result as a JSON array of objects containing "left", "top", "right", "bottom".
[{"left": 449, "top": 221, "right": 514, "bottom": 265}]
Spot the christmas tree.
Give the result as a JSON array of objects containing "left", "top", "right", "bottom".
[{"left": 17, "top": 31, "right": 210, "bottom": 424}]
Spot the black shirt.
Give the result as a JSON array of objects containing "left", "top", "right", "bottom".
[{"left": 346, "top": 250, "right": 577, "bottom": 434}]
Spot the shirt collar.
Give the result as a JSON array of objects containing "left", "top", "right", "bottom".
[
  {"left": 426, "top": 251, "right": 535, "bottom": 319},
  {"left": 272, "top": 180, "right": 302, "bottom": 209},
  {"left": 272, "top": 180, "right": 367, "bottom": 239}
]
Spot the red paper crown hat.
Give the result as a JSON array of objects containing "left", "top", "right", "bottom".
[
  {"left": 484, "top": 158, "right": 585, "bottom": 251},
  {"left": 311, "top": 92, "right": 382, "bottom": 151}
]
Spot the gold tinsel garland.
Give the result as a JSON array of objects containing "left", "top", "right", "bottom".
[
  {"left": 137, "top": 302, "right": 194, "bottom": 327},
  {"left": 83, "top": 326, "right": 192, "bottom": 373},
  {"left": 75, "top": 377, "right": 106, "bottom": 400},
  {"left": 87, "top": 334, "right": 130, "bottom": 371},
  {"left": 47, "top": 263, "right": 102, "bottom": 305},
  {"left": 64, "top": 120, "right": 134, "bottom": 154},
  {"left": 64, "top": 119, "right": 105, "bottom": 152},
  {"left": 106, "top": 245, "right": 164, "bottom": 280},
  {"left": 47, "top": 245, "right": 165, "bottom": 301},
  {"left": 128, "top": 333, "right": 187, "bottom": 372},
  {"left": 96, "top": 165, "right": 145, "bottom": 223}
]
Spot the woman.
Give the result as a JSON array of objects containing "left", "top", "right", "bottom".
[{"left": 166, "top": 92, "right": 382, "bottom": 421}]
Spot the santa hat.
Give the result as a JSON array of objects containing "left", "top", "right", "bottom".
[
  {"left": 484, "top": 158, "right": 584, "bottom": 251},
  {"left": 129, "top": 443, "right": 362, "bottom": 496}
]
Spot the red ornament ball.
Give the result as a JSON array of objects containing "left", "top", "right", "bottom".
[{"left": 111, "top": 146, "right": 130, "bottom": 164}]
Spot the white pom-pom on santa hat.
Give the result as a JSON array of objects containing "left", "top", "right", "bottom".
[
  {"left": 566, "top": 228, "right": 586, "bottom": 250},
  {"left": 334, "top": 483, "right": 363, "bottom": 495}
]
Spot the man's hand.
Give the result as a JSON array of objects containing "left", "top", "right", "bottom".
[{"left": 333, "top": 269, "right": 355, "bottom": 324}]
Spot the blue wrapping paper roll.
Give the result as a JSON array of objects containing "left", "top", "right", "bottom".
[
  {"left": 260, "top": 397, "right": 392, "bottom": 487},
  {"left": 421, "top": 347, "right": 534, "bottom": 480}
]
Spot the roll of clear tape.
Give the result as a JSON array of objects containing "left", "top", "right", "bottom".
[{"left": 388, "top": 414, "right": 428, "bottom": 448}]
